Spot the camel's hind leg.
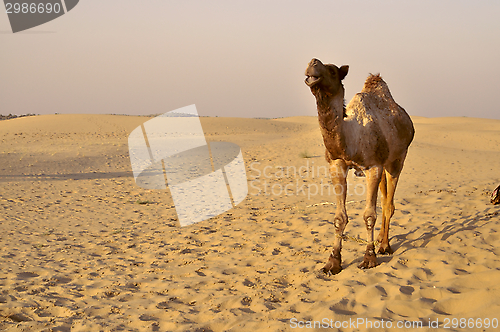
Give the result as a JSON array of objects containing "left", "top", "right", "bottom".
[
  {"left": 377, "top": 159, "right": 404, "bottom": 255},
  {"left": 377, "top": 170, "right": 391, "bottom": 254}
]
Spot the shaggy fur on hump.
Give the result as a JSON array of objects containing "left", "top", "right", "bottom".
[
  {"left": 362, "top": 73, "right": 390, "bottom": 94},
  {"left": 363, "top": 73, "right": 383, "bottom": 90}
]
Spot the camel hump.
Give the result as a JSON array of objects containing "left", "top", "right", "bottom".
[{"left": 361, "top": 74, "right": 393, "bottom": 100}]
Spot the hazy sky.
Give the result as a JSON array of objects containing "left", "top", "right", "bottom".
[{"left": 1, "top": 1, "right": 499, "bottom": 119}]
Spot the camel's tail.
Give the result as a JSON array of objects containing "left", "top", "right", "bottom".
[{"left": 361, "top": 74, "right": 394, "bottom": 100}]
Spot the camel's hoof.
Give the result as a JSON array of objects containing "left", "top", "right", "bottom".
[
  {"left": 358, "top": 246, "right": 378, "bottom": 270},
  {"left": 377, "top": 244, "right": 393, "bottom": 255},
  {"left": 358, "top": 259, "right": 378, "bottom": 270},
  {"left": 322, "top": 253, "right": 342, "bottom": 275},
  {"left": 322, "top": 264, "right": 342, "bottom": 275}
]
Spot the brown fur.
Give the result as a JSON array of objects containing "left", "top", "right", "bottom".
[
  {"left": 362, "top": 73, "right": 384, "bottom": 91},
  {"left": 305, "top": 58, "right": 415, "bottom": 274}
]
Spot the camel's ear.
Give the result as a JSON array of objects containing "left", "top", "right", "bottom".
[{"left": 339, "top": 65, "right": 349, "bottom": 80}]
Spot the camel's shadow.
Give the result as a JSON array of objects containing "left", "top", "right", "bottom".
[
  {"left": 390, "top": 206, "right": 499, "bottom": 255},
  {"left": 338, "top": 206, "right": 499, "bottom": 270}
]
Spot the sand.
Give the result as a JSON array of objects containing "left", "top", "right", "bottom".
[{"left": 0, "top": 114, "right": 499, "bottom": 331}]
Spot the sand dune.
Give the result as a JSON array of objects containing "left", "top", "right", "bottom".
[{"left": 1, "top": 114, "right": 499, "bottom": 331}]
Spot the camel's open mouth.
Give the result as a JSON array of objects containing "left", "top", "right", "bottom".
[{"left": 305, "top": 75, "right": 320, "bottom": 87}]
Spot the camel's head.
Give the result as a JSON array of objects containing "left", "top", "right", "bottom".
[{"left": 305, "top": 58, "right": 349, "bottom": 96}]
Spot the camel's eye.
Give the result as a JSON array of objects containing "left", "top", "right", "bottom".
[{"left": 328, "top": 68, "right": 337, "bottom": 76}]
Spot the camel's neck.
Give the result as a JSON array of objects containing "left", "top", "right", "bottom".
[
  {"left": 311, "top": 85, "right": 348, "bottom": 160},
  {"left": 312, "top": 86, "right": 346, "bottom": 132}
]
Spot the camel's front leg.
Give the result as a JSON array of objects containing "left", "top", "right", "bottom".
[
  {"left": 322, "top": 159, "right": 348, "bottom": 275},
  {"left": 359, "top": 166, "right": 383, "bottom": 269}
]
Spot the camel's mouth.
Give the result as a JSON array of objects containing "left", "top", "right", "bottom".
[{"left": 305, "top": 75, "right": 321, "bottom": 87}]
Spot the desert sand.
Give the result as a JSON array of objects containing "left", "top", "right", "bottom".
[{"left": 1, "top": 114, "right": 499, "bottom": 331}]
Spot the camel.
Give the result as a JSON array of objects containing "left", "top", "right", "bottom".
[{"left": 304, "top": 58, "right": 414, "bottom": 274}]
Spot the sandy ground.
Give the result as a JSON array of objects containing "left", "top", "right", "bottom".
[{"left": 0, "top": 114, "right": 499, "bottom": 331}]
